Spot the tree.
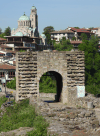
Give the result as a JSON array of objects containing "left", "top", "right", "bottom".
[
  {"left": 78, "top": 35, "right": 100, "bottom": 94},
  {"left": 0, "top": 28, "right": 2, "bottom": 34},
  {"left": 54, "top": 37, "right": 73, "bottom": 51},
  {"left": 0, "top": 33, "right": 6, "bottom": 39},
  {"left": 74, "top": 27, "right": 80, "bottom": 29},
  {"left": 43, "top": 26, "right": 54, "bottom": 34},
  {"left": 43, "top": 26, "right": 55, "bottom": 45},
  {"left": 80, "top": 33, "right": 87, "bottom": 40},
  {"left": 4, "top": 26, "right": 11, "bottom": 36},
  {"left": 72, "top": 36, "right": 76, "bottom": 41}
]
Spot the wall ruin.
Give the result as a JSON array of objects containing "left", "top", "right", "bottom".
[{"left": 16, "top": 50, "right": 85, "bottom": 104}]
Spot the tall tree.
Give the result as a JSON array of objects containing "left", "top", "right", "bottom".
[
  {"left": 43, "top": 26, "right": 55, "bottom": 45},
  {"left": 78, "top": 35, "right": 99, "bottom": 87},
  {"left": 0, "top": 28, "right": 2, "bottom": 34},
  {"left": 4, "top": 26, "right": 11, "bottom": 36}
]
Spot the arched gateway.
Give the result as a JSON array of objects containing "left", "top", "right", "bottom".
[
  {"left": 16, "top": 50, "right": 85, "bottom": 104},
  {"left": 39, "top": 71, "right": 63, "bottom": 102}
]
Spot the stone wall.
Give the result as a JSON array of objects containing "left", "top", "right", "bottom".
[
  {"left": 29, "top": 96, "right": 100, "bottom": 135},
  {"left": 16, "top": 50, "right": 85, "bottom": 105},
  {"left": 16, "top": 51, "right": 38, "bottom": 102},
  {"left": 39, "top": 93, "right": 56, "bottom": 99}
]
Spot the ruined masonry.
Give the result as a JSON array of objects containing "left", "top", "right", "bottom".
[{"left": 16, "top": 50, "right": 85, "bottom": 104}]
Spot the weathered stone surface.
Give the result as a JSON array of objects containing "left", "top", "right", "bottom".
[
  {"left": 29, "top": 97, "right": 100, "bottom": 135},
  {"left": 92, "top": 120, "right": 99, "bottom": 128},
  {"left": 0, "top": 127, "right": 34, "bottom": 136},
  {"left": 16, "top": 51, "right": 85, "bottom": 105}
]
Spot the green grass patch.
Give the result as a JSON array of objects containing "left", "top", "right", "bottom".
[
  {"left": 0, "top": 97, "right": 49, "bottom": 136},
  {"left": 0, "top": 96, "right": 8, "bottom": 107}
]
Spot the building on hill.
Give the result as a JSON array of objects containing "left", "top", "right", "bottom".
[
  {"left": 50, "top": 29, "right": 75, "bottom": 43},
  {"left": 68, "top": 27, "right": 93, "bottom": 40},
  {"left": 0, "top": 63, "right": 16, "bottom": 84},
  {"left": 11, "top": 5, "right": 48, "bottom": 47},
  {"left": 0, "top": 38, "right": 7, "bottom": 45},
  {"left": 11, "top": 5, "right": 39, "bottom": 37}
]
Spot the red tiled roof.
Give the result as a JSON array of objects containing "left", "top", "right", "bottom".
[
  {"left": 91, "top": 28, "right": 98, "bottom": 30},
  {"left": 71, "top": 41, "right": 82, "bottom": 44},
  {"left": 50, "top": 30, "right": 74, "bottom": 34},
  {"left": 70, "top": 27, "right": 91, "bottom": 33},
  {"left": 0, "top": 38, "right": 7, "bottom": 41},
  {"left": 0, "top": 64, "right": 15, "bottom": 69}
]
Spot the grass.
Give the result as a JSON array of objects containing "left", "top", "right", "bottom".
[{"left": 0, "top": 97, "right": 50, "bottom": 136}]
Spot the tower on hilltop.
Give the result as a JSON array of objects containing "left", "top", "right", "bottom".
[{"left": 30, "top": 5, "right": 38, "bottom": 29}]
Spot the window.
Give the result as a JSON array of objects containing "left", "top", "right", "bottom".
[
  {"left": 32, "top": 18, "right": 33, "bottom": 21},
  {"left": 8, "top": 71, "right": 15, "bottom": 78},
  {"left": 0, "top": 72, "right": 5, "bottom": 77}
]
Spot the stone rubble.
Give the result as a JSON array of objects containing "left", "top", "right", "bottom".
[{"left": 29, "top": 95, "right": 100, "bottom": 136}]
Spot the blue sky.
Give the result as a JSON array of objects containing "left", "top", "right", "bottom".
[{"left": 0, "top": 0, "right": 100, "bottom": 35}]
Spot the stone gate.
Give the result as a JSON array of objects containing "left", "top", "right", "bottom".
[{"left": 16, "top": 50, "right": 85, "bottom": 104}]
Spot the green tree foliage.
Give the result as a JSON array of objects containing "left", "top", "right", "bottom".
[
  {"left": 6, "top": 77, "right": 16, "bottom": 90},
  {"left": 74, "top": 27, "right": 80, "bottom": 29},
  {"left": 0, "top": 33, "right": 6, "bottom": 39},
  {"left": 80, "top": 33, "right": 88, "bottom": 40},
  {"left": 39, "top": 73, "right": 56, "bottom": 93},
  {"left": 72, "top": 36, "right": 76, "bottom": 41},
  {"left": 54, "top": 37, "right": 73, "bottom": 51},
  {"left": 4, "top": 26, "right": 11, "bottom": 36},
  {"left": 43, "top": 26, "right": 55, "bottom": 45},
  {"left": 78, "top": 35, "right": 100, "bottom": 95}
]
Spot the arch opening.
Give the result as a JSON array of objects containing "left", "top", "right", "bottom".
[{"left": 39, "top": 71, "right": 63, "bottom": 103}]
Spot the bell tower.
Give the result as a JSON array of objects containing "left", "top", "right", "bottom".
[{"left": 30, "top": 5, "right": 38, "bottom": 29}]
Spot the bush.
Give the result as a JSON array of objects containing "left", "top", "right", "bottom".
[
  {"left": 6, "top": 77, "right": 16, "bottom": 90},
  {"left": 0, "top": 98, "right": 49, "bottom": 135}
]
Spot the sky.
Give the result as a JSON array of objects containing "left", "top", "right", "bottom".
[{"left": 0, "top": 0, "right": 100, "bottom": 35}]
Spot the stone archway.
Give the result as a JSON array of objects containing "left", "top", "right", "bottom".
[{"left": 39, "top": 71, "right": 63, "bottom": 102}]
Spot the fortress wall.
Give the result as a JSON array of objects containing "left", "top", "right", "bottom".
[
  {"left": 66, "top": 51, "right": 85, "bottom": 106},
  {"left": 16, "top": 50, "right": 85, "bottom": 105},
  {"left": 16, "top": 51, "right": 38, "bottom": 102}
]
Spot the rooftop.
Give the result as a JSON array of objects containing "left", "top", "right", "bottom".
[
  {"left": 0, "top": 63, "right": 15, "bottom": 69},
  {"left": 19, "top": 13, "right": 30, "bottom": 21},
  {"left": 70, "top": 27, "right": 92, "bottom": 33},
  {"left": 50, "top": 30, "right": 74, "bottom": 34},
  {"left": 0, "top": 38, "right": 6, "bottom": 41}
]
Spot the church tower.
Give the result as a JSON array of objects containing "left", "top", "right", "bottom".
[{"left": 30, "top": 5, "right": 38, "bottom": 29}]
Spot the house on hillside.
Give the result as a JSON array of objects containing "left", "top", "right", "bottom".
[
  {"left": 0, "top": 63, "right": 16, "bottom": 84},
  {"left": 50, "top": 29, "right": 74, "bottom": 43},
  {"left": 68, "top": 27, "right": 93, "bottom": 40}
]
